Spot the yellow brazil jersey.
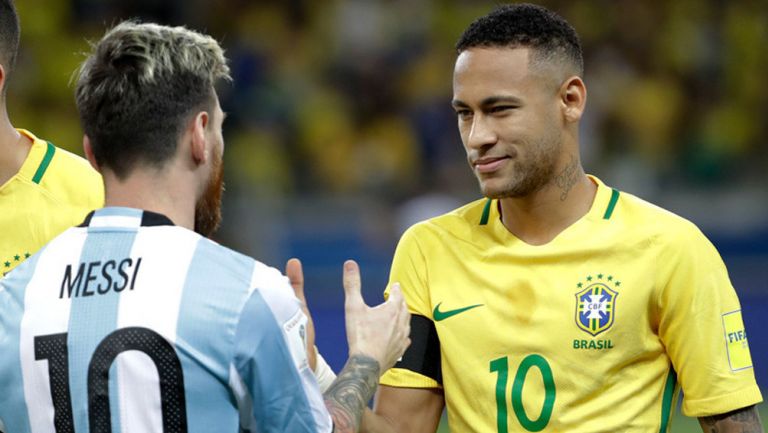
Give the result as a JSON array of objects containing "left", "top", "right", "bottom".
[
  {"left": 381, "top": 176, "right": 762, "bottom": 433},
  {"left": 0, "top": 129, "right": 103, "bottom": 275}
]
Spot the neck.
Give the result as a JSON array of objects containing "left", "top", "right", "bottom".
[
  {"left": 102, "top": 167, "right": 196, "bottom": 231},
  {"left": 0, "top": 109, "right": 29, "bottom": 185},
  {"left": 498, "top": 158, "right": 596, "bottom": 246}
]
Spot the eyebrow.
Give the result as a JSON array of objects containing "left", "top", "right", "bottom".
[{"left": 451, "top": 95, "right": 523, "bottom": 108}]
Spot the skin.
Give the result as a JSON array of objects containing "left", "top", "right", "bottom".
[
  {"left": 327, "top": 260, "right": 412, "bottom": 433},
  {"left": 451, "top": 46, "right": 594, "bottom": 246},
  {"left": 698, "top": 406, "right": 764, "bottom": 433},
  {"left": 84, "top": 95, "right": 226, "bottom": 232},
  {"left": 0, "top": 63, "right": 33, "bottom": 187},
  {"left": 369, "top": 46, "right": 764, "bottom": 433},
  {"left": 193, "top": 104, "right": 226, "bottom": 237},
  {"left": 287, "top": 258, "right": 411, "bottom": 433}
]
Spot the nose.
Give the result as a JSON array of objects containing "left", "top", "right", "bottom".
[{"left": 466, "top": 115, "right": 497, "bottom": 150}]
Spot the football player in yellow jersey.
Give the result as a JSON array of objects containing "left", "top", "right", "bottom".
[
  {"left": 367, "top": 4, "right": 764, "bottom": 433},
  {"left": 0, "top": 0, "right": 103, "bottom": 276}
]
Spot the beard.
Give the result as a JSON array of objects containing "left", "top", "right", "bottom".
[
  {"left": 194, "top": 151, "right": 225, "bottom": 238},
  {"left": 479, "top": 129, "right": 562, "bottom": 199},
  {"left": 481, "top": 152, "right": 557, "bottom": 199}
]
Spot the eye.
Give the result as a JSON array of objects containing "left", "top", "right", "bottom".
[
  {"left": 454, "top": 109, "right": 473, "bottom": 120},
  {"left": 489, "top": 105, "right": 516, "bottom": 115}
]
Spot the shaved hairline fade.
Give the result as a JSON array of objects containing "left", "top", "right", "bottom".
[
  {"left": 0, "top": 0, "right": 20, "bottom": 97},
  {"left": 75, "top": 21, "right": 231, "bottom": 179},
  {"left": 456, "top": 3, "right": 584, "bottom": 82}
]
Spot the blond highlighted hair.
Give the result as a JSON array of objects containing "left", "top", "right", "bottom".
[{"left": 75, "top": 21, "right": 231, "bottom": 178}]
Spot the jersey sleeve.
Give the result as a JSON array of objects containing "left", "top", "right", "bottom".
[
  {"left": 656, "top": 222, "right": 762, "bottom": 416},
  {"left": 229, "top": 274, "right": 332, "bottom": 432},
  {"left": 381, "top": 224, "right": 442, "bottom": 389},
  {"left": 384, "top": 225, "right": 432, "bottom": 317}
]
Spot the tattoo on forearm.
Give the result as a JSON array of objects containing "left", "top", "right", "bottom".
[
  {"left": 698, "top": 405, "right": 763, "bottom": 433},
  {"left": 554, "top": 154, "right": 579, "bottom": 201},
  {"left": 324, "top": 355, "right": 380, "bottom": 433}
]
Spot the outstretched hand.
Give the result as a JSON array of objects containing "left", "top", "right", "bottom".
[
  {"left": 342, "top": 260, "right": 411, "bottom": 372},
  {"left": 286, "top": 258, "right": 316, "bottom": 371}
]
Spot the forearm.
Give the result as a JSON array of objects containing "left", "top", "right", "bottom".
[
  {"left": 324, "top": 355, "right": 381, "bottom": 433},
  {"left": 698, "top": 405, "right": 764, "bottom": 433},
  {"left": 360, "top": 408, "right": 397, "bottom": 433},
  {"left": 373, "top": 385, "right": 445, "bottom": 433}
]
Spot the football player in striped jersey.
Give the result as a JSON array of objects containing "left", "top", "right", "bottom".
[{"left": 0, "top": 21, "right": 410, "bottom": 433}]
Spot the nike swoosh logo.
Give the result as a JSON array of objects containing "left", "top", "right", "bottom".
[{"left": 433, "top": 302, "right": 484, "bottom": 321}]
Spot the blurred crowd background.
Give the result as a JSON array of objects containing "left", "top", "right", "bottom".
[{"left": 9, "top": 0, "right": 768, "bottom": 378}]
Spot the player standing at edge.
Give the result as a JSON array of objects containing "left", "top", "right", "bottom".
[
  {"left": 367, "top": 4, "right": 763, "bottom": 433},
  {"left": 0, "top": 21, "right": 410, "bottom": 433},
  {"left": 0, "top": 0, "right": 102, "bottom": 277}
]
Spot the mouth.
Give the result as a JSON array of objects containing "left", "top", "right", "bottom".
[{"left": 473, "top": 156, "right": 510, "bottom": 174}]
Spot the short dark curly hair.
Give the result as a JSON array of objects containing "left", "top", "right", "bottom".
[{"left": 456, "top": 3, "right": 583, "bottom": 77}]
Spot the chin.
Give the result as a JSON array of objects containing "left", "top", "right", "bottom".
[
  {"left": 479, "top": 178, "right": 528, "bottom": 199},
  {"left": 479, "top": 181, "right": 508, "bottom": 199}
]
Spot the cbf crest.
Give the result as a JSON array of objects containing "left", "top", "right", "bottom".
[{"left": 574, "top": 274, "right": 620, "bottom": 336}]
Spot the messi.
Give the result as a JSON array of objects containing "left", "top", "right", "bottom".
[{"left": 59, "top": 258, "right": 143, "bottom": 299}]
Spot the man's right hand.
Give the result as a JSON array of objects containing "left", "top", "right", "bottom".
[
  {"left": 342, "top": 260, "right": 411, "bottom": 371},
  {"left": 323, "top": 260, "right": 412, "bottom": 433}
]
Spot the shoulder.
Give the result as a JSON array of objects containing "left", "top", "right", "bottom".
[
  {"left": 611, "top": 189, "right": 707, "bottom": 245},
  {"left": 190, "top": 241, "right": 301, "bottom": 344},
  {"left": 47, "top": 145, "right": 100, "bottom": 181},
  {"left": 400, "top": 197, "right": 490, "bottom": 244},
  {"left": 41, "top": 144, "right": 104, "bottom": 206},
  {"left": 195, "top": 238, "right": 295, "bottom": 312},
  {"left": 193, "top": 236, "right": 257, "bottom": 270},
  {"left": 224, "top": 255, "right": 301, "bottom": 360},
  {"left": 605, "top": 188, "right": 722, "bottom": 272},
  {"left": 17, "top": 130, "right": 104, "bottom": 209}
]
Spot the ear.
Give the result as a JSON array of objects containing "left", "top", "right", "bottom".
[
  {"left": 190, "top": 111, "right": 210, "bottom": 165},
  {"left": 0, "top": 64, "right": 6, "bottom": 96},
  {"left": 83, "top": 135, "right": 100, "bottom": 171},
  {"left": 560, "top": 76, "right": 587, "bottom": 123}
]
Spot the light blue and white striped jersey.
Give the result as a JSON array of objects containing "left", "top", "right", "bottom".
[{"left": 0, "top": 207, "right": 332, "bottom": 433}]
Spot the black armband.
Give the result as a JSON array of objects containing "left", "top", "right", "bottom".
[{"left": 393, "top": 314, "right": 442, "bottom": 384}]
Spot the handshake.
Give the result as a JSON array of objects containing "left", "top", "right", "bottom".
[{"left": 286, "top": 258, "right": 411, "bottom": 433}]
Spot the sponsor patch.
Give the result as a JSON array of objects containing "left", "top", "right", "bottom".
[
  {"left": 283, "top": 309, "right": 309, "bottom": 370},
  {"left": 722, "top": 310, "right": 753, "bottom": 371}
]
